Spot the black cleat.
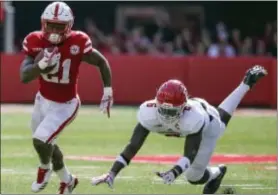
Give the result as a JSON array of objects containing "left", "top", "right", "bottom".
[
  {"left": 203, "top": 165, "right": 227, "bottom": 194},
  {"left": 243, "top": 65, "right": 268, "bottom": 88}
]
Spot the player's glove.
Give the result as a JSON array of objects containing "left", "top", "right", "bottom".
[
  {"left": 155, "top": 170, "right": 177, "bottom": 185},
  {"left": 100, "top": 87, "right": 113, "bottom": 118},
  {"left": 38, "top": 47, "right": 59, "bottom": 70},
  {"left": 91, "top": 172, "right": 115, "bottom": 189}
]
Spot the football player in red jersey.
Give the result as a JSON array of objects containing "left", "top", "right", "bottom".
[
  {"left": 20, "top": 1, "right": 112, "bottom": 194},
  {"left": 92, "top": 65, "right": 267, "bottom": 194}
]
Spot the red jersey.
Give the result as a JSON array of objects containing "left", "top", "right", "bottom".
[
  {"left": 22, "top": 30, "right": 93, "bottom": 102},
  {"left": 0, "top": 2, "right": 4, "bottom": 22}
]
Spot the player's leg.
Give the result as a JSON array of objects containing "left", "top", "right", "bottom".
[
  {"left": 52, "top": 144, "right": 66, "bottom": 176},
  {"left": 52, "top": 144, "right": 79, "bottom": 194},
  {"left": 31, "top": 138, "right": 54, "bottom": 192},
  {"left": 32, "top": 98, "right": 80, "bottom": 193},
  {"left": 30, "top": 93, "right": 53, "bottom": 192},
  {"left": 184, "top": 126, "right": 225, "bottom": 194},
  {"left": 217, "top": 65, "right": 267, "bottom": 126}
]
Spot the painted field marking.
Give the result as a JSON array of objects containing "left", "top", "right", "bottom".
[
  {"left": 264, "top": 166, "right": 277, "bottom": 170},
  {"left": 65, "top": 154, "right": 277, "bottom": 165},
  {"left": 1, "top": 168, "right": 149, "bottom": 181},
  {"left": 1, "top": 135, "right": 30, "bottom": 140},
  {"left": 2, "top": 168, "right": 265, "bottom": 186},
  {"left": 2, "top": 167, "right": 275, "bottom": 192},
  {"left": 1, "top": 153, "right": 35, "bottom": 158},
  {"left": 248, "top": 165, "right": 277, "bottom": 171},
  {"left": 221, "top": 184, "right": 262, "bottom": 187},
  {"left": 241, "top": 187, "right": 277, "bottom": 190}
]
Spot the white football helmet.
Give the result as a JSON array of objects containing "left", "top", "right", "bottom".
[{"left": 41, "top": 1, "right": 74, "bottom": 44}]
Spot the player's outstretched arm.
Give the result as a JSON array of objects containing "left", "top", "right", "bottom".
[
  {"left": 155, "top": 138, "right": 191, "bottom": 185},
  {"left": 20, "top": 56, "right": 41, "bottom": 83},
  {"left": 82, "top": 49, "right": 112, "bottom": 87},
  {"left": 91, "top": 123, "right": 150, "bottom": 188},
  {"left": 155, "top": 123, "right": 205, "bottom": 184},
  {"left": 82, "top": 49, "right": 113, "bottom": 117},
  {"left": 110, "top": 123, "right": 150, "bottom": 175}
]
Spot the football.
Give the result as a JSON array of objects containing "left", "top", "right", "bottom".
[{"left": 34, "top": 47, "right": 57, "bottom": 74}]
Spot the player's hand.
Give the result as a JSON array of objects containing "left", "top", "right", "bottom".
[
  {"left": 155, "top": 170, "right": 176, "bottom": 184},
  {"left": 38, "top": 47, "right": 59, "bottom": 70},
  {"left": 100, "top": 87, "right": 113, "bottom": 118},
  {"left": 91, "top": 172, "right": 115, "bottom": 189}
]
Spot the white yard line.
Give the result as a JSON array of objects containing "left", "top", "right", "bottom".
[
  {"left": 241, "top": 187, "right": 277, "bottom": 190},
  {"left": 1, "top": 135, "right": 30, "bottom": 140},
  {"left": 221, "top": 184, "right": 262, "bottom": 187},
  {"left": 1, "top": 168, "right": 148, "bottom": 180},
  {"left": 2, "top": 167, "right": 275, "bottom": 191}
]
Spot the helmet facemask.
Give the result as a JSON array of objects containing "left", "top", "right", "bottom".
[
  {"left": 156, "top": 101, "right": 185, "bottom": 124},
  {"left": 42, "top": 20, "right": 72, "bottom": 44}
]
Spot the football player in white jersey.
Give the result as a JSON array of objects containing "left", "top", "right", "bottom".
[{"left": 91, "top": 65, "right": 267, "bottom": 194}]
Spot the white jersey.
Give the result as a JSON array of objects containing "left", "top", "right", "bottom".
[{"left": 137, "top": 98, "right": 222, "bottom": 137}]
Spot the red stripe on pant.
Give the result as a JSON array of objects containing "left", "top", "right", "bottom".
[{"left": 46, "top": 101, "right": 80, "bottom": 143}]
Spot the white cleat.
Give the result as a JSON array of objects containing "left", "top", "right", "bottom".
[
  {"left": 58, "top": 175, "right": 79, "bottom": 194},
  {"left": 31, "top": 167, "right": 52, "bottom": 192}
]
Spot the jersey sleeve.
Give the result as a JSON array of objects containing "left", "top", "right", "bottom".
[
  {"left": 78, "top": 31, "right": 94, "bottom": 55},
  {"left": 181, "top": 110, "right": 206, "bottom": 134},
  {"left": 190, "top": 115, "right": 205, "bottom": 132},
  {"left": 137, "top": 101, "right": 158, "bottom": 131},
  {"left": 22, "top": 32, "right": 42, "bottom": 58}
]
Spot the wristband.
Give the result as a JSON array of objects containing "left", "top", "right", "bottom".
[
  {"left": 115, "top": 155, "right": 127, "bottom": 166},
  {"left": 104, "top": 87, "right": 113, "bottom": 96},
  {"left": 175, "top": 156, "right": 190, "bottom": 171}
]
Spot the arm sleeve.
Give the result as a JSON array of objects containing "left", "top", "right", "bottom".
[
  {"left": 80, "top": 32, "right": 93, "bottom": 55},
  {"left": 137, "top": 104, "right": 154, "bottom": 131}
]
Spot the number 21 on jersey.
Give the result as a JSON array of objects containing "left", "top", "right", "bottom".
[{"left": 41, "top": 53, "right": 71, "bottom": 84}]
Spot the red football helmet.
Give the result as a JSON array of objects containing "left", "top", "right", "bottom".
[
  {"left": 156, "top": 79, "right": 188, "bottom": 123},
  {"left": 41, "top": 2, "right": 74, "bottom": 44}
]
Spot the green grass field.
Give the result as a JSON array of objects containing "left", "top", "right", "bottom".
[{"left": 1, "top": 105, "right": 277, "bottom": 194}]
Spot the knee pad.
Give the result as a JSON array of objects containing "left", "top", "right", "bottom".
[{"left": 186, "top": 167, "right": 210, "bottom": 185}]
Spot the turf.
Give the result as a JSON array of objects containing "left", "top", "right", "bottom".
[{"left": 1, "top": 106, "right": 277, "bottom": 194}]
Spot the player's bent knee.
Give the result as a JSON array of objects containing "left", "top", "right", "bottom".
[
  {"left": 32, "top": 128, "right": 52, "bottom": 143},
  {"left": 186, "top": 167, "right": 210, "bottom": 185},
  {"left": 217, "top": 107, "right": 231, "bottom": 126},
  {"left": 33, "top": 137, "right": 46, "bottom": 147}
]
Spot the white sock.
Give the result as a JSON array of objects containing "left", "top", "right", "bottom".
[
  {"left": 40, "top": 163, "right": 51, "bottom": 170},
  {"left": 56, "top": 166, "right": 71, "bottom": 183},
  {"left": 218, "top": 82, "right": 250, "bottom": 115},
  {"left": 207, "top": 166, "right": 221, "bottom": 182}
]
